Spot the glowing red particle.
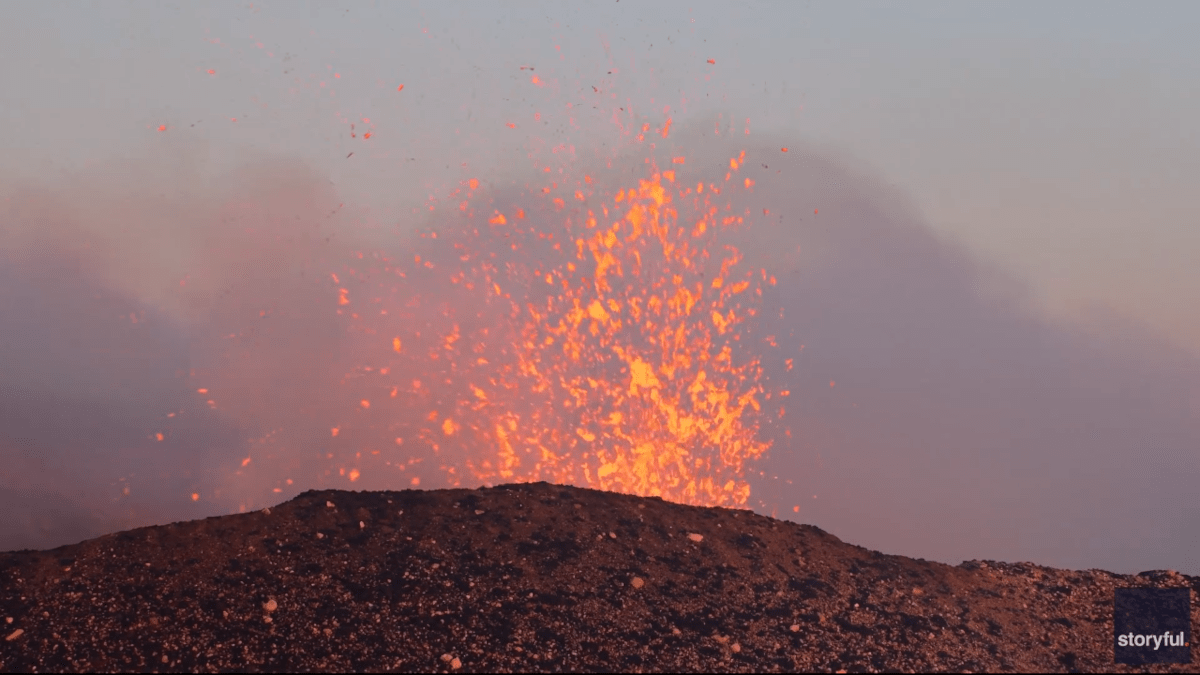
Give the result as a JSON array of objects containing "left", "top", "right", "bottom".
[
  {"left": 363, "top": 132, "right": 372, "bottom": 139},
  {"left": 781, "top": 147, "right": 789, "bottom": 152},
  {"left": 157, "top": 125, "right": 166, "bottom": 132},
  {"left": 397, "top": 84, "right": 405, "bottom": 92},
  {"left": 206, "top": 69, "right": 215, "bottom": 75},
  {"left": 507, "top": 122, "right": 516, "bottom": 129},
  {"left": 814, "top": 209, "right": 818, "bottom": 215},
  {"left": 707, "top": 59, "right": 715, "bottom": 64}
]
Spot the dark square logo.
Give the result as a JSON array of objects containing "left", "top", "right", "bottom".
[{"left": 1114, "top": 587, "right": 1191, "bottom": 665}]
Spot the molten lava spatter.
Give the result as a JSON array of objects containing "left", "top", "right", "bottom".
[{"left": 327, "top": 154, "right": 781, "bottom": 508}]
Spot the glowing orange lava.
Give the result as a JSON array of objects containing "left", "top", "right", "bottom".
[{"left": 333, "top": 154, "right": 780, "bottom": 508}]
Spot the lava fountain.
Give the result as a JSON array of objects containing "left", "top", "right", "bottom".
[{"left": 202, "top": 136, "right": 789, "bottom": 510}]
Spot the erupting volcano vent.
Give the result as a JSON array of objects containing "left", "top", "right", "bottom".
[{"left": 298, "top": 150, "right": 783, "bottom": 508}]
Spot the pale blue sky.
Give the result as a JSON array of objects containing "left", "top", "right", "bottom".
[
  {"left": 3, "top": 0, "right": 1198, "bottom": 354},
  {"left": 3, "top": 2, "right": 1200, "bottom": 573}
]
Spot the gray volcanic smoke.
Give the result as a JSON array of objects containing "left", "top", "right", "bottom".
[{"left": 2, "top": 130, "right": 1198, "bottom": 578}]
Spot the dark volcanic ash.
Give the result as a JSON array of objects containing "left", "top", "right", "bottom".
[
  {"left": 1, "top": 130, "right": 1199, "bottom": 580},
  {"left": 0, "top": 483, "right": 1196, "bottom": 672}
]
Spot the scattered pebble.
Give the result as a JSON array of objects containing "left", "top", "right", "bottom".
[
  {"left": 262, "top": 508, "right": 271, "bottom": 515},
  {"left": 359, "top": 521, "right": 366, "bottom": 529},
  {"left": 326, "top": 501, "right": 335, "bottom": 508},
  {"left": 0, "top": 483, "right": 1154, "bottom": 672}
]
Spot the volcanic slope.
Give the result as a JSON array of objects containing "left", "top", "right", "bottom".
[{"left": 1, "top": 482, "right": 1196, "bottom": 673}]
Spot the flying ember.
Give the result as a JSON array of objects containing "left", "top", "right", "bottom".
[{"left": 330, "top": 152, "right": 782, "bottom": 508}]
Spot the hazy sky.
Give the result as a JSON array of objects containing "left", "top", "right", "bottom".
[
  {"left": 2, "top": 1, "right": 1198, "bottom": 575},
  {"left": 3, "top": 1, "right": 1197, "bottom": 354}
]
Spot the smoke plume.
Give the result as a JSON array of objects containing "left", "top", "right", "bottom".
[{"left": 2, "top": 129, "right": 1197, "bottom": 577}]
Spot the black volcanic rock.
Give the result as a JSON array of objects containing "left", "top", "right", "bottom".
[{"left": 0, "top": 482, "right": 1196, "bottom": 672}]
